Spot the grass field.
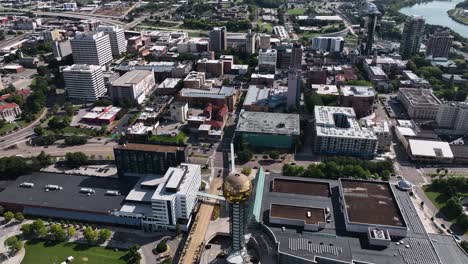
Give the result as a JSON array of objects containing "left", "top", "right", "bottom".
[
  {"left": 287, "top": 8, "right": 306, "bottom": 16},
  {"left": 22, "top": 240, "right": 128, "bottom": 264},
  {"left": 423, "top": 186, "right": 449, "bottom": 210}
]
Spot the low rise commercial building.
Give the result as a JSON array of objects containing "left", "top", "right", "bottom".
[
  {"left": 407, "top": 139, "right": 454, "bottom": 163},
  {"left": 156, "top": 78, "right": 182, "bottom": 95},
  {"left": 314, "top": 106, "right": 377, "bottom": 158},
  {"left": 398, "top": 88, "right": 441, "bottom": 119},
  {"left": 197, "top": 58, "right": 223, "bottom": 77},
  {"left": 110, "top": 70, "right": 155, "bottom": 104},
  {"left": 243, "top": 85, "right": 287, "bottom": 112},
  {"left": 81, "top": 106, "right": 121, "bottom": 125},
  {"left": 114, "top": 143, "right": 188, "bottom": 177},
  {"left": 169, "top": 101, "right": 188, "bottom": 122},
  {"left": 178, "top": 86, "right": 239, "bottom": 111},
  {"left": 236, "top": 111, "right": 300, "bottom": 149}
]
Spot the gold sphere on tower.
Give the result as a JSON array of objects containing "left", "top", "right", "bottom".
[{"left": 223, "top": 172, "right": 252, "bottom": 204}]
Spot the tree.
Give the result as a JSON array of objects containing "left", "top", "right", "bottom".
[
  {"left": 37, "top": 151, "right": 53, "bottom": 167},
  {"left": 34, "top": 126, "right": 45, "bottom": 135},
  {"left": 32, "top": 219, "right": 47, "bottom": 238},
  {"left": 98, "top": 229, "right": 112, "bottom": 242},
  {"left": 175, "top": 223, "right": 181, "bottom": 236},
  {"left": 457, "top": 214, "right": 468, "bottom": 233},
  {"left": 0, "top": 205, "right": 4, "bottom": 215},
  {"left": 381, "top": 170, "right": 391, "bottom": 181},
  {"left": 21, "top": 224, "right": 32, "bottom": 237},
  {"left": 63, "top": 102, "right": 74, "bottom": 117},
  {"left": 50, "top": 224, "right": 66, "bottom": 241},
  {"left": 83, "top": 227, "right": 98, "bottom": 244},
  {"left": 443, "top": 198, "right": 463, "bottom": 220},
  {"left": 305, "top": 93, "right": 324, "bottom": 112},
  {"left": 4, "top": 236, "right": 22, "bottom": 254},
  {"left": 65, "top": 152, "right": 89, "bottom": 168},
  {"left": 14, "top": 212, "right": 24, "bottom": 222},
  {"left": 241, "top": 167, "right": 252, "bottom": 175},
  {"left": 64, "top": 136, "right": 88, "bottom": 146},
  {"left": 126, "top": 245, "right": 142, "bottom": 264},
  {"left": 162, "top": 257, "right": 173, "bottom": 264},
  {"left": 156, "top": 240, "right": 168, "bottom": 253},
  {"left": 268, "top": 150, "right": 280, "bottom": 160},
  {"left": 3, "top": 211, "right": 14, "bottom": 222},
  {"left": 36, "top": 65, "right": 49, "bottom": 76},
  {"left": 237, "top": 149, "right": 253, "bottom": 164},
  {"left": 67, "top": 226, "right": 76, "bottom": 238}
]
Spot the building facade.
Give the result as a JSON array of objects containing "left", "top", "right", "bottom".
[
  {"left": 0, "top": 103, "right": 21, "bottom": 122},
  {"left": 398, "top": 88, "right": 441, "bottom": 119},
  {"left": 113, "top": 143, "right": 188, "bottom": 177},
  {"left": 436, "top": 102, "right": 468, "bottom": 133},
  {"left": 400, "top": 15, "right": 425, "bottom": 59},
  {"left": 312, "top": 37, "right": 344, "bottom": 52},
  {"left": 97, "top": 25, "right": 127, "bottom": 58},
  {"left": 209, "top": 26, "right": 227, "bottom": 52},
  {"left": 110, "top": 70, "right": 155, "bottom": 104},
  {"left": 63, "top": 64, "right": 106, "bottom": 102},
  {"left": 71, "top": 32, "right": 113, "bottom": 66},
  {"left": 426, "top": 30, "right": 453, "bottom": 59},
  {"left": 287, "top": 68, "right": 301, "bottom": 108},
  {"left": 258, "top": 49, "right": 277, "bottom": 73},
  {"left": 314, "top": 106, "right": 377, "bottom": 158}
]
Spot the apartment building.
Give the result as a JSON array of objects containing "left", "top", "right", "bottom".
[
  {"left": 436, "top": 102, "right": 468, "bottom": 133},
  {"left": 97, "top": 25, "right": 127, "bottom": 57},
  {"left": 314, "top": 106, "right": 377, "bottom": 158}
]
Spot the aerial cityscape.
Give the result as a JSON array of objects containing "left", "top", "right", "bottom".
[{"left": 0, "top": 0, "right": 467, "bottom": 264}]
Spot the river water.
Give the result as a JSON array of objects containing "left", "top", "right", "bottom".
[{"left": 399, "top": 0, "right": 468, "bottom": 36}]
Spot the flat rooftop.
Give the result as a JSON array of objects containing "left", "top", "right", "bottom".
[
  {"left": 114, "top": 143, "right": 185, "bottom": 152},
  {"left": 340, "top": 179, "right": 406, "bottom": 227},
  {"left": 341, "top": 85, "right": 375, "bottom": 97},
  {"left": 314, "top": 106, "right": 377, "bottom": 140},
  {"left": 270, "top": 204, "right": 325, "bottom": 225},
  {"left": 111, "top": 70, "right": 152, "bottom": 87},
  {"left": 409, "top": 139, "right": 454, "bottom": 159},
  {"left": 272, "top": 178, "right": 330, "bottom": 197},
  {"left": 0, "top": 172, "right": 135, "bottom": 214},
  {"left": 399, "top": 88, "right": 441, "bottom": 106},
  {"left": 236, "top": 111, "right": 300, "bottom": 135}
]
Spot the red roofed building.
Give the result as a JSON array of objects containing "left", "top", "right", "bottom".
[{"left": 0, "top": 103, "right": 22, "bottom": 122}]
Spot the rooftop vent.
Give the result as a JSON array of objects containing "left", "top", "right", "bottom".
[{"left": 45, "top": 184, "right": 63, "bottom": 191}]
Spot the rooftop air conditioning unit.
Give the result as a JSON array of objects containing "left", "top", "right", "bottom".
[{"left": 19, "top": 182, "right": 34, "bottom": 188}]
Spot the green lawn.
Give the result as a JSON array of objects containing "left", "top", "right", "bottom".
[
  {"left": 287, "top": 8, "right": 306, "bottom": 16},
  {"left": 423, "top": 186, "right": 450, "bottom": 210},
  {"left": 22, "top": 240, "right": 128, "bottom": 264},
  {"left": 0, "top": 122, "right": 16, "bottom": 134}
]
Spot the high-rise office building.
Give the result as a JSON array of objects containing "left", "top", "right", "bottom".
[
  {"left": 287, "top": 68, "right": 301, "bottom": 108},
  {"left": 291, "top": 42, "right": 302, "bottom": 69},
  {"left": 63, "top": 64, "right": 106, "bottom": 102},
  {"left": 209, "top": 26, "right": 227, "bottom": 52},
  {"left": 426, "top": 30, "right": 453, "bottom": 59},
  {"left": 97, "top": 25, "right": 127, "bottom": 58},
  {"left": 245, "top": 30, "right": 256, "bottom": 54},
  {"left": 71, "top": 31, "right": 113, "bottom": 66},
  {"left": 400, "top": 15, "right": 425, "bottom": 59}
]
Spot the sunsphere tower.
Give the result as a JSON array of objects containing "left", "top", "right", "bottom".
[{"left": 223, "top": 172, "right": 252, "bottom": 263}]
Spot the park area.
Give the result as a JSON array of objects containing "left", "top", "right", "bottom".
[
  {"left": 287, "top": 8, "right": 305, "bottom": 15},
  {"left": 22, "top": 240, "right": 128, "bottom": 264}
]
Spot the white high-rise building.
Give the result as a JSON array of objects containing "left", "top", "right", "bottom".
[
  {"left": 63, "top": 64, "right": 106, "bottom": 102},
  {"left": 71, "top": 32, "right": 112, "bottom": 66},
  {"left": 312, "top": 37, "right": 344, "bottom": 52},
  {"left": 258, "top": 48, "right": 277, "bottom": 73},
  {"left": 97, "top": 25, "right": 127, "bottom": 58},
  {"left": 436, "top": 102, "right": 468, "bottom": 133}
]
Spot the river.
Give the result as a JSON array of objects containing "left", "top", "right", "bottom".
[{"left": 399, "top": 0, "right": 468, "bottom": 36}]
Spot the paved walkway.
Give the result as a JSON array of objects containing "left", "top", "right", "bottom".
[
  {"left": 180, "top": 177, "right": 223, "bottom": 264},
  {"left": 0, "top": 220, "right": 32, "bottom": 264}
]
